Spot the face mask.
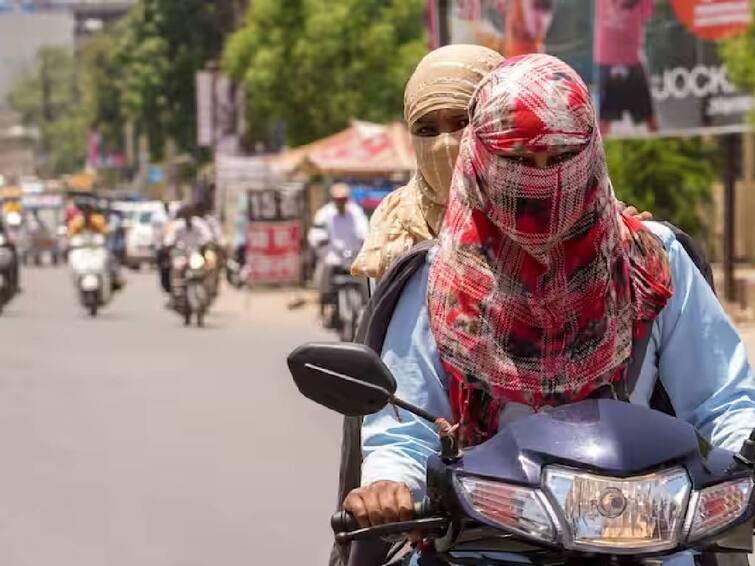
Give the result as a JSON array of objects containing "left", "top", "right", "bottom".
[{"left": 413, "top": 130, "right": 463, "bottom": 205}]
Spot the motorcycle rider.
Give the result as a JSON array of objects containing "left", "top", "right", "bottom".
[
  {"left": 0, "top": 213, "right": 20, "bottom": 294},
  {"left": 161, "top": 204, "right": 214, "bottom": 297},
  {"left": 162, "top": 204, "right": 214, "bottom": 253},
  {"left": 67, "top": 201, "right": 107, "bottom": 237},
  {"left": 307, "top": 183, "right": 368, "bottom": 326},
  {"left": 69, "top": 201, "right": 124, "bottom": 290},
  {"left": 343, "top": 55, "right": 755, "bottom": 548},
  {"left": 338, "top": 45, "right": 658, "bottom": 566},
  {"left": 351, "top": 46, "right": 502, "bottom": 280}
]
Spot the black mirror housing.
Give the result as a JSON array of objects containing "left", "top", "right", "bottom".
[{"left": 287, "top": 342, "right": 397, "bottom": 417}]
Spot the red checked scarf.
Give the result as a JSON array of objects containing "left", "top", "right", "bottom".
[{"left": 427, "top": 55, "right": 673, "bottom": 447}]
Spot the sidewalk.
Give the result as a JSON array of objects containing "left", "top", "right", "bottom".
[{"left": 713, "top": 264, "right": 755, "bottom": 323}]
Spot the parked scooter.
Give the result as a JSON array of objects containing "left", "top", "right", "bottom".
[
  {"left": 68, "top": 232, "right": 112, "bottom": 317},
  {"left": 170, "top": 244, "right": 210, "bottom": 327},
  {"left": 289, "top": 342, "right": 755, "bottom": 566}
]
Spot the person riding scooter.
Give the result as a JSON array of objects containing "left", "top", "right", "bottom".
[
  {"left": 69, "top": 202, "right": 124, "bottom": 291},
  {"left": 160, "top": 204, "right": 213, "bottom": 293},
  {"left": 307, "top": 184, "right": 369, "bottom": 328},
  {"left": 342, "top": 55, "right": 755, "bottom": 566}
]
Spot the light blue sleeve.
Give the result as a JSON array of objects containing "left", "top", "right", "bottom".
[
  {"left": 655, "top": 231, "right": 755, "bottom": 451},
  {"left": 360, "top": 261, "right": 452, "bottom": 499}
]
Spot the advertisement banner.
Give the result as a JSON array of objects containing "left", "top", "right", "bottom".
[
  {"left": 443, "top": 0, "right": 753, "bottom": 137},
  {"left": 348, "top": 181, "right": 405, "bottom": 212},
  {"left": 196, "top": 71, "right": 213, "bottom": 147},
  {"left": 196, "top": 71, "right": 240, "bottom": 150},
  {"left": 245, "top": 221, "right": 301, "bottom": 285},
  {"left": 245, "top": 186, "right": 304, "bottom": 285}
]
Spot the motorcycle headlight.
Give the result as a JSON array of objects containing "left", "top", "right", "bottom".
[
  {"left": 458, "top": 476, "right": 557, "bottom": 543},
  {"left": 687, "top": 478, "right": 753, "bottom": 541},
  {"left": 189, "top": 253, "right": 205, "bottom": 270},
  {"left": 544, "top": 466, "right": 691, "bottom": 553},
  {"left": 81, "top": 274, "right": 100, "bottom": 291}
]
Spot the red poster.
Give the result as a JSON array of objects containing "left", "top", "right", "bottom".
[
  {"left": 670, "top": 0, "right": 751, "bottom": 41},
  {"left": 245, "top": 221, "right": 302, "bottom": 284}
]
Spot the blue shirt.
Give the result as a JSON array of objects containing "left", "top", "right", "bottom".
[{"left": 361, "top": 222, "right": 755, "bottom": 498}]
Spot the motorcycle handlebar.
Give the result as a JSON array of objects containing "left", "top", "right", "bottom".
[{"left": 331, "top": 500, "right": 432, "bottom": 534}]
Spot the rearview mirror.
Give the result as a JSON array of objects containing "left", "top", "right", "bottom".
[{"left": 287, "top": 342, "right": 397, "bottom": 417}]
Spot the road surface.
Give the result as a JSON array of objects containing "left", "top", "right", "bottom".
[{"left": 0, "top": 266, "right": 339, "bottom": 566}]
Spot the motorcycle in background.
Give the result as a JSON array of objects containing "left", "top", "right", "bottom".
[
  {"left": 68, "top": 232, "right": 112, "bottom": 317},
  {"left": 320, "top": 248, "right": 368, "bottom": 342},
  {"left": 170, "top": 245, "right": 210, "bottom": 327},
  {"left": 0, "top": 232, "right": 18, "bottom": 314},
  {"left": 333, "top": 249, "right": 368, "bottom": 342}
]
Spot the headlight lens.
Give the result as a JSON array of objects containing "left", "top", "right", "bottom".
[
  {"left": 458, "top": 476, "right": 556, "bottom": 543},
  {"left": 688, "top": 478, "right": 753, "bottom": 541},
  {"left": 544, "top": 466, "right": 691, "bottom": 553},
  {"left": 189, "top": 253, "right": 205, "bottom": 270}
]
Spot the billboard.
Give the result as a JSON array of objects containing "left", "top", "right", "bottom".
[
  {"left": 245, "top": 186, "right": 304, "bottom": 285},
  {"left": 196, "top": 71, "right": 241, "bottom": 152},
  {"left": 442, "top": 0, "right": 753, "bottom": 137},
  {"left": 245, "top": 221, "right": 302, "bottom": 285}
]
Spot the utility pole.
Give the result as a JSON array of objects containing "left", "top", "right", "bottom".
[
  {"left": 39, "top": 51, "right": 53, "bottom": 175},
  {"left": 723, "top": 133, "right": 739, "bottom": 303},
  {"left": 438, "top": 0, "right": 451, "bottom": 46}
]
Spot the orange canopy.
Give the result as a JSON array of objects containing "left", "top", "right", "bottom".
[{"left": 269, "top": 120, "right": 416, "bottom": 179}]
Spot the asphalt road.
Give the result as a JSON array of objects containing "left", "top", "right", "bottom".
[{"left": 0, "top": 265, "right": 339, "bottom": 566}]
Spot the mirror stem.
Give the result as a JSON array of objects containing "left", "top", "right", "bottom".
[{"left": 389, "top": 395, "right": 440, "bottom": 424}]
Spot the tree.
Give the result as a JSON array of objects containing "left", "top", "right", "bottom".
[
  {"left": 604, "top": 138, "right": 716, "bottom": 236},
  {"left": 223, "top": 0, "right": 427, "bottom": 146},
  {"left": 113, "top": 0, "right": 239, "bottom": 159},
  {"left": 8, "top": 47, "right": 88, "bottom": 175},
  {"left": 80, "top": 26, "right": 127, "bottom": 156},
  {"left": 720, "top": 3, "right": 755, "bottom": 97}
]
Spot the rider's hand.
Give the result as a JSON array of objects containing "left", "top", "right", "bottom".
[
  {"left": 343, "top": 480, "right": 413, "bottom": 528},
  {"left": 618, "top": 201, "right": 653, "bottom": 221}
]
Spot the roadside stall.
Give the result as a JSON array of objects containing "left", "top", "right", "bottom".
[{"left": 269, "top": 120, "right": 416, "bottom": 217}]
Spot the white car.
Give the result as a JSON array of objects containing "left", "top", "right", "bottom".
[{"left": 123, "top": 202, "right": 167, "bottom": 269}]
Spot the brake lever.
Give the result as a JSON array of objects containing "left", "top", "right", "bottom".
[{"left": 334, "top": 517, "right": 450, "bottom": 545}]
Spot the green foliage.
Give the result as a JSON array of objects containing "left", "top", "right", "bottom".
[
  {"left": 81, "top": 27, "right": 127, "bottom": 154},
  {"left": 604, "top": 138, "right": 717, "bottom": 236},
  {"left": 43, "top": 111, "right": 89, "bottom": 174},
  {"left": 720, "top": 2, "right": 755, "bottom": 95},
  {"left": 7, "top": 47, "right": 87, "bottom": 175},
  {"left": 113, "top": 0, "right": 234, "bottom": 158},
  {"left": 223, "top": 0, "right": 427, "bottom": 146},
  {"left": 9, "top": 47, "right": 77, "bottom": 125}
]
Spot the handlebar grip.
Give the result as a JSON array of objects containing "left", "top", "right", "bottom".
[{"left": 331, "top": 501, "right": 430, "bottom": 534}]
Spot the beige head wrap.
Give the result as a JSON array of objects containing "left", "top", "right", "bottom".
[{"left": 352, "top": 45, "right": 503, "bottom": 278}]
